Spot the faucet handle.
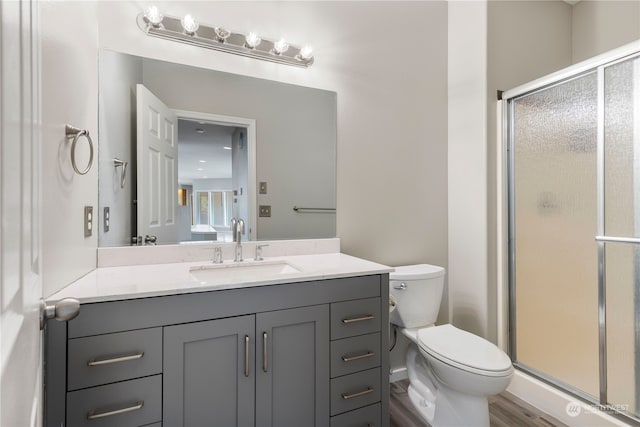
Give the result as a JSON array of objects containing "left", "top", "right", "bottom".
[
  {"left": 213, "top": 246, "right": 223, "bottom": 264},
  {"left": 255, "top": 244, "right": 269, "bottom": 261}
]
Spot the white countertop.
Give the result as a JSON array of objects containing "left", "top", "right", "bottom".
[{"left": 46, "top": 253, "right": 393, "bottom": 304}]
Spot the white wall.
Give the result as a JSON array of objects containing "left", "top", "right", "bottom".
[
  {"left": 96, "top": 0, "right": 450, "bottom": 268},
  {"left": 447, "top": 0, "right": 489, "bottom": 338},
  {"left": 486, "top": 0, "right": 573, "bottom": 343},
  {"left": 572, "top": 0, "right": 640, "bottom": 64},
  {"left": 39, "top": 0, "right": 449, "bottom": 297},
  {"left": 40, "top": 1, "right": 99, "bottom": 297}
]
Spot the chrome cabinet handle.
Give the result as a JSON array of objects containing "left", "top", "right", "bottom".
[
  {"left": 393, "top": 282, "right": 407, "bottom": 290},
  {"left": 342, "top": 351, "right": 375, "bottom": 362},
  {"left": 244, "top": 335, "right": 250, "bottom": 378},
  {"left": 342, "top": 315, "right": 374, "bottom": 324},
  {"left": 262, "top": 332, "right": 268, "bottom": 372},
  {"left": 341, "top": 387, "right": 374, "bottom": 400},
  {"left": 87, "top": 401, "right": 143, "bottom": 420},
  {"left": 87, "top": 352, "right": 144, "bottom": 367}
]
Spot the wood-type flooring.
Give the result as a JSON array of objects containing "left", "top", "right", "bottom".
[{"left": 390, "top": 379, "right": 568, "bottom": 427}]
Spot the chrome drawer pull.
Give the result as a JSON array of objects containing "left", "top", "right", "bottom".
[
  {"left": 342, "top": 315, "right": 374, "bottom": 324},
  {"left": 342, "top": 351, "right": 375, "bottom": 362},
  {"left": 87, "top": 401, "right": 143, "bottom": 420},
  {"left": 342, "top": 387, "right": 374, "bottom": 400},
  {"left": 87, "top": 352, "right": 144, "bottom": 366},
  {"left": 263, "top": 332, "right": 268, "bottom": 372},
  {"left": 244, "top": 335, "right": 250, "bottom": 378}
]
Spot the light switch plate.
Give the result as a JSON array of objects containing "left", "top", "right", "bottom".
[
  {"left": 103, "top": 207, "right": 110, "bottom": 232},
  {"left": 259, "top": 205, "right": 271, "bottom": 217},
  {"left": 84, "top": 206, "right": 93, "bottom": 237}
]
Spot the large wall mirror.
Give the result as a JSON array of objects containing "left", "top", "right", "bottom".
[{"left": 98, "top": 50, "right": 337, "bottom": 247}]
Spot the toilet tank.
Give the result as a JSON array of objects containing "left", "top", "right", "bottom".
[{"left": 389, "top": 264, "right": 445, "bottom": 328}]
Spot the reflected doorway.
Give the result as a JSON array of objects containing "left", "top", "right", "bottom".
[{"left": 176, "top": 114, "right": 254, "bottom": 243}]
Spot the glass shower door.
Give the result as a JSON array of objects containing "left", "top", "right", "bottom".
[
  {"left": 510, "top": 72, "right": 600, "bottom": 398},
  {"left": 602, "top": 55, "right": 640, "bottom": 417},
  {"left": 508, "top": 51, "right": 640, "bottom": 421}
]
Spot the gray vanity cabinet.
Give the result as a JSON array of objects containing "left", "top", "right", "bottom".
[
  {"left": 44, "top": 274, "right": 390, "bottom": 427},
  {"left": 163, "top": 315, "right": 256, "bottom": 427},
  {"left": 255, "top": 305, "right": 330, "bottom": 427}
]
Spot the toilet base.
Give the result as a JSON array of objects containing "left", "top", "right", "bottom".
[
  {"left": 405, "top": 344, "right": 492, "bottom": 427},
  {"left": 408, "top": 377, "right": 491, "bottom": 427}
]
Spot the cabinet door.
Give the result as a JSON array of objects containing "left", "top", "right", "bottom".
[
  {"left": 256, "top": 305, "right": 330, "bottom": 427},
  {"left": 164, "top": 315, "right": 255, "bottom": 427}
]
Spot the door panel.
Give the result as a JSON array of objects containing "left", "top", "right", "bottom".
[
  {"left": 163, "top": 315, "right": 255, "bottom": 427},
  {"left": 136, "top": 84, "right": 178, "bottom": 243},
  {"left": 256, "top": 305, "right": 329, "bottom": 427},
  {"left": 0, "top": 1, "right": 42, "bottom": 426}
]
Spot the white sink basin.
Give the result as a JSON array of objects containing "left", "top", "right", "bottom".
[{"left": 189, "top": 260, "right": 302, "bottom": 284}]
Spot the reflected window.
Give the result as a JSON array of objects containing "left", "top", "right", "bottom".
[{"left": 194, "top": 191, "right": 233, "bottom": 227}]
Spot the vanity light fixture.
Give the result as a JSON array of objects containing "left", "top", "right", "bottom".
[
  {"left": 181, "top": 14, "right": 199, "bottom": 35},
  {"left": 272, "top": 39, "right": 289, "bottom": 55},
  {"left": 137, "top": 8, "right": 314, "bottom": 68},
  {"left": 144, "top": 5, "right": 163, "bottom": 27},
  {"left": 245, "top": 32, "right": 261, "bottom": 49}
]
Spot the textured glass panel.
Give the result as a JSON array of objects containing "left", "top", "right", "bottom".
[
  {"left": 512, "top": 72, "right": 599, "bottom": 397},
  {"left": 604, "top": 57, "right": 640, "bottom": 238},
  {"left": 605, "top": 242, "right": 640, "bottom": 418}
]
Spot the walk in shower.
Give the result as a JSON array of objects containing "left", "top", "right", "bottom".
[{"left": 503, "top": 42, "right": 640, "bottom": 422}]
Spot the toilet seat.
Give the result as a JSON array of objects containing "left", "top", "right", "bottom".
[{"left": 417, "top": 324, "right": 512, "bottom": 377}]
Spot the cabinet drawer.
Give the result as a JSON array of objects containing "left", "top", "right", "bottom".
[
  {"left": 330, "top": 403, "right": 381, "bottom": 427},
  {"left": 330, "top": 367, "right": 381, "bottom": 415},
  {"left": 68, "top": 328, "right": 162, "bottom": 391},
  {"left": 331, "top": 298, "right": 381, "bottom": 339},
  {"left": 331, "top": 333, "right": 381, "bottom": 378},
  {"left": 66, "top": 375, "right": 161, "bottom": 427}
]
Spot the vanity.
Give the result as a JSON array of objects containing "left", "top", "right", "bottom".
[{"left": 44, "top": 244, "right": 391, "bottom": 427}]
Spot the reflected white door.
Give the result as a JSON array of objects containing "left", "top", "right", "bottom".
[
  {"left": 136, "top": 84, "right": 178, "bottom": 244},
  {"left": 1, "top": 1, "right": 43, "bottom": 426}
]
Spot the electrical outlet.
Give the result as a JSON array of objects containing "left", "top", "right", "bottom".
[
  {"left": 84, "top": 206, "right": 93, "bottom": 237},
  {"left": 259, "top": 205, "right": 271, "bottom": 217}
]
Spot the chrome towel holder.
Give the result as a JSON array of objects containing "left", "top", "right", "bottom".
[
  {"left": 113, "top": 158, "right": 128, "bottom": 188},
  {"left": 65, "top": 124, "right": 94, "bottom": 175}
]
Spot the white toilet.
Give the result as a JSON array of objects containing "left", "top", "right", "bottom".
[{"left": 390, "top": 264, "right": 513, "bottom": 427}]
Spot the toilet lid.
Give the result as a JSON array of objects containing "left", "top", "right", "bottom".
[
  {"left": 390, "top": 264, "right": 445, "bottom": 281},
  {"left": 417, "top": 325, "right": 512, "bottom": 376}
]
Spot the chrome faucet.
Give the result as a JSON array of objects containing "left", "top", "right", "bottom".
[
  {"left": 234, "top": 219, "right": 245, "bottom": 262},
  {"left": 230, "top": 218, "right": 237, "bottom": 242}
]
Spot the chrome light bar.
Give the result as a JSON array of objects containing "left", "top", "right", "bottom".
[{"left": 136, "top": 13, "right": 314, "bottom": 68}]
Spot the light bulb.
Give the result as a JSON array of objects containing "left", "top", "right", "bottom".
[
  {"left": 245, "top": 32, "right": 262, "bottom": 49},
  {"left": 298, "top": 46, "right": 313, "bottom": 61},
  {"left": 181, "top": 14, "right": 199, "bottom": 35},
  {"left": 273, "top": 39, "right": 289, "bottom": 55},
  {"left": 143, "top": 5, "right": 163, "bottom": 26},
  {"left": 214, "top": 27, "right": 231, "bottom": 42}
]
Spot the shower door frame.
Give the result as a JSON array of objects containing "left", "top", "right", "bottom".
[{"left": 500, "top": 39, "right": 640, "bottom": 423}]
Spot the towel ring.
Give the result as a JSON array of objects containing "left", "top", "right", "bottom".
[{"left": 65, "top": 124, "right": 94, "bottom": 175}]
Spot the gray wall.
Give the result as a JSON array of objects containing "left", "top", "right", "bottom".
[
  {"left": 98, "top": 50, "right": 142, "bottom": 247},
  {"left": 141, "top": 59, "right": 337, "bottom": 241}
]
